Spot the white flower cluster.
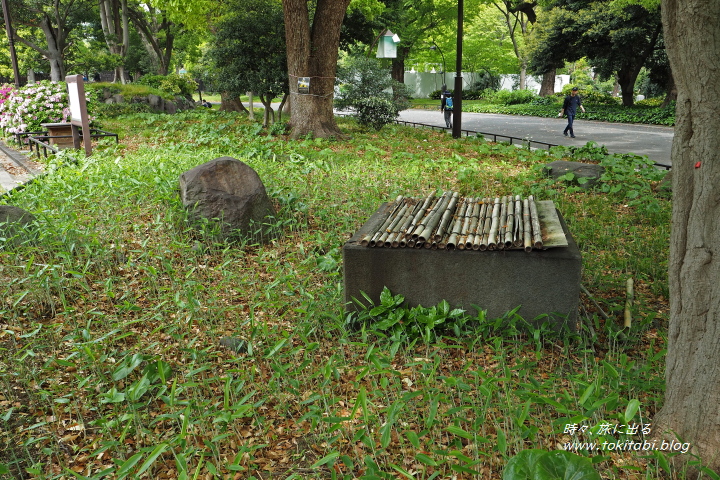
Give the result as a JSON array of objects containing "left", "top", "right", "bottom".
[{"left": 0, "top": 81, "right": 91, "bottom": 135}]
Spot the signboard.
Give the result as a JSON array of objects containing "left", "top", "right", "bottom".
[
  {"left": 65, "top": 74, "right": 92, "bottom": 156},
  {"left": 298, "top": 77, "right": 310, "bottom": 94}
]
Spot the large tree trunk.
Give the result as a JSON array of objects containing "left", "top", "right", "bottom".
[
  {"left": 391, "top": 47, "right": 410, "bottom": 84},
  {"left": 99, "top": 0, "right": 130, "bottom": 84},
  {"left": 39, "top": 16, "right": 66, "bottom": 81},
  {"left": 219, "top": 92, "right": 249, "bottom": 113},
  {"left": 282, "top": 0, "right": 351, "bottom": 139},
  {"left": 653, "top": 0, "right": 720, "bottom": 475},
  {"left": 617, "top": 64, "right": 642, "bottom": 107},
  {"left": 662, "top": 71, "right": 677, "bottom": 108},
  {"left": 539, "top": 69, "right": 556, "bottom": 96}
]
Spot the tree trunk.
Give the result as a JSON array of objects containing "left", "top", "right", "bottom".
[
  {"left": 653, "top": 0, "right": 720, "bottom": 476},
  {"left": 282, "top": 0, "right": 351, "bottom": 139},
  {"left": 39, "top": 16, "right": 66, "bottom": 81},
  {"left": 617, "top": 64, "right": 642, "bottom": 107},
  {"left": 391, "top": 47, "right": 410, "bottom": 83},
  {"left": 662, "top": 71, "right": 677, "bottom": 108},
  {"left": 219, "top": 92, "right": 249, "bottom": 113},
  {"left": 539, "top": 69, "right": 556, "bottom": 96}
]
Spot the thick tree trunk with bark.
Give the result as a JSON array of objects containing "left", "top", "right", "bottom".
[
  {"left": 39, "top": 16, "right": 66, "bottom": 81},
  {"left": 539, "top": 69, "right": 556, "bottom": 96},
  {"left": 219, "top": 92, "right": 249, "bottom": 113},
  {"left": 99, "top": 0, "right": 130, "bottom": 84},
  {"left": 653, "top": 0, "right": 720, "bottom": 475},
  {"left": 391, "top": 47, "right": 410, "bottom": 84},
  {"left": 282, "top": 0, "right": 351, "bottom": 139}
]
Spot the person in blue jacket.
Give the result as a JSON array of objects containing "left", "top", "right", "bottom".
[
  {"left": 558, "top": 87, "right": 586, "bottom": 138},
  {"left": 440, "top": 85, "right": 453, "bottom": 129}
]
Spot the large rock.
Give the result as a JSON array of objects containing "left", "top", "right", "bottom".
[
  {"left": 179, "top": 157, "right": 277, "bottom": 241},
  {"left": 544, "top": 160, "right": 605, "bottom": 189},
  {"left": 0, "top": 205, "right": 37, "bottom": 247}
]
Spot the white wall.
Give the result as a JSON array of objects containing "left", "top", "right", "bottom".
[{"left": 403, "top": 71, "right": 571, "bottom": 98}]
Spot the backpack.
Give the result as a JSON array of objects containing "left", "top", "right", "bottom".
[{"left": 445, "top": 94, "right": 453, "bottom": 110}]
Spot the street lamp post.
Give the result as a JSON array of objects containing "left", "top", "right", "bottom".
[
  {"left": 452, "top": 0, "right": 464, "bottom": 138},
  {"left": 429, "top": 44, "right": 446, "bottom": 77},
  {"left": 1, "top": 0, "right": 21, "bottom": 87}
]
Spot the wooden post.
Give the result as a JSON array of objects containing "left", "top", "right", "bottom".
[{"left": 65, "top": 74, "right": 92, "bottom": 157}]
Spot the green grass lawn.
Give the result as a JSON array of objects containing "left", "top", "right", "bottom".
[{"left": 0, "top": 110, "right": 685, "bottom": 479}]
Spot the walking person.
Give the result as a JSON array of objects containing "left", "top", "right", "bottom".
[
  {"left": 440, "top": 84, "right": 453, "bottom": 129},
  {"left": 558, "top": 87, "right": 585, "bottom": 138}
]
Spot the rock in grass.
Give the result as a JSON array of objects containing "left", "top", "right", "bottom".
[
  {"left": 219, "top": 337, "right": 248, "bottom": 353},
  {"left": 179, "top": 157, "right": 277, "bottom": 242},
  {"left": 544, "top": 160, "right": 604, "bottom": 189},
  {"left": 0, "top": 205, "right": 37, "bottom": 248}
]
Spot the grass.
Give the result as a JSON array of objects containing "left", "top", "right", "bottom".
[{"left": 0, "top": 109, "right": 696, "bottom": 479}]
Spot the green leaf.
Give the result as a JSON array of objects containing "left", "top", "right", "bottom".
[
  {"left": 405, "top": 430, "right": 421, "bottom": 449},
  {"left": 447, "top": 425, "right": 474, "bottom": 440},
  {"left": 534, "top": 450, "right": 602, "bottom": 480},
  {"left": 136, "top": 443, "right": 169, "bottom": 476},
  {"left": 116, "top": 452, "right": 143, "bottom": 479},
  {"left": 0, "top": 464, "right": 9, "bottom": 474},
  {"left": 112, "top": 353, "right": 145, "bottom": 381},
  {"left": 578, "top": 383, "right": 595, "bottom": 406},
  {"left": 503, "top": 449, "right": 546, "bottom": 480},
  {"left": 624, "top": 399, "right": 641, "bottom": 423},
  {"left": 415, "top": 453, "right": 437, "bottom": 466},
  {"left": 497, "top": 427, "right": 507, "bottom": 454},
  {"left": 310, "top": 451, "right": 340, "bottom": 468}
]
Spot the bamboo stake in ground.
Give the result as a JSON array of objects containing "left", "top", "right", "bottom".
[
  {"left": 624, "top": 277, "right": 634, "bottom": 328},
  {"left": 528, "top": 195, "right": 543, "bottom": 249}
]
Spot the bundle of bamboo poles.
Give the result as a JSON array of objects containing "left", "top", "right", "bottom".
[{"left": 361, "top": 193, "right": 545, "bottom": 252}]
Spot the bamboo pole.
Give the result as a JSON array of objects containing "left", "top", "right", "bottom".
[
  {"left": 487, "top": 197, "right": 501, "bottom": 250},
  {"left": 365, "top": 195, "right": 404, "bottom": 247},
  {"left": 446, "top": 198, "right": 468, "bottom": 250},
  {"left": 433, "top": 192, "right": 460, "bottom": 242},
  {"left": 479, "top": 198, "right": 493, "bottom": 251},
  {"left": 378, "top": 203, "right": 408, "bottom": 247},
  {"left": 472, "top": 199, "right": 488, "bottom": 250},
  {"left": 528, "top": 195, "right": 543, "bottom": 249},
  {"left": 419, "top": 191, "right": 453, "bottom": 243},
  {"left": 457, "top": 197, "right": 474, "bottom": 250},
  {"left": 391, "top": 199, "right": 420, "bottom": 247},
  {"left": 465, "top": 198, "right": 481, "bottom": 249},
  {"left": 505, "top": 196, "right": 515, "bottom": 249},
  {"left": 411, "top": 193, "right": 445, "bottom": 240},
  {"left": 523, "top": 198, "right": 532, "bottom": 252},
  {"left": 498, "top": 196, "right": 508, "bottom": 250},
  {"left": 514, "top": 195, "right": 524, "bottom": 248}
]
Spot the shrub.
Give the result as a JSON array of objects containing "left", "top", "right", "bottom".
[
  {"left": 90, "top": 102, "right": 155, "bottom": 118},
  {"left": 489, "top": 89, "right": 538, "bottom": 105},
  {"left": 335, "top": 55, "right": 411, "bottom": 130},
  {"left": 136, "top": 74, "right": 197, "bottom": 98},
  {"left": 354, "top": 97, "right": 398, "bottom": 130}
]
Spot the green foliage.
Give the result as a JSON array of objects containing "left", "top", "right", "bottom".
[
  {"left": 428, "top": 88, "right": 491, "bottom": 101},
  {"left": 91, "top": 102, "right": 155, "bottom": 118},
  {"left": 136, "top": 74, "right": 198, "bottom": 98},
  {"left": 503, "top": 449, "right": 602, "bottom": 480},
  {"left": 335, "top": 55, "right": 411, "bottom": 130},
  {"left": 596, "top": 152, "right": 668, "bottom": 217},
  {"left": 354, "top": 97, "right": 399, "bottom": 130},
  {"left": 206, "top": 0, "right": 287, "bottom": 100},
  {"left": 489, "top": 89, "right": 539, "bottom": 105}
]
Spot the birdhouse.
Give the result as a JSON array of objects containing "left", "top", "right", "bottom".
[{"left": 376, "top": 30, "right": 401, "bottom": 59}]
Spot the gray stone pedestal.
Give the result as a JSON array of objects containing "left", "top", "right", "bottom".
[{"left": 343, "top": 204, "right": 582, "bottom": 330}]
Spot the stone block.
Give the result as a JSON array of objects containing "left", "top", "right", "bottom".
[
  {"left": 545, "top": 160, "right": 604, "bottom": 189},
  {"left": 343, "top": 203, "right": 582, "bottom": 330}
]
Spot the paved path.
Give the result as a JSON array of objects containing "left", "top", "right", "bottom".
[{"left": 398, "top": 109, "right": 674, "bottom": 167}]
